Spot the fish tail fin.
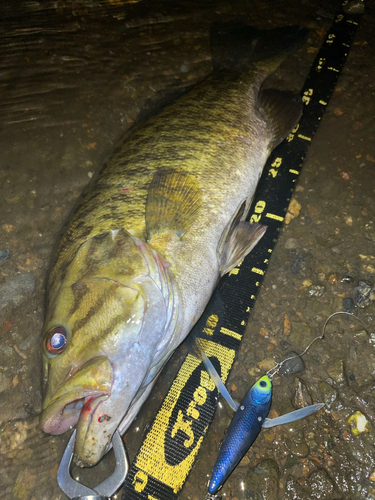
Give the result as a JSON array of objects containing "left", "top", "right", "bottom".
[{"left": 210, "top": 23, "right": 308, "bottom": 74}]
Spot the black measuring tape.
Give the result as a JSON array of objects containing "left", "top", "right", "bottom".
[{"left": 122, "top": 4, "right": 363, "bottom": 499}]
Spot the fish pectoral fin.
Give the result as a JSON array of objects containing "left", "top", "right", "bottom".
[
  {"left": 258, "top": 89, "right": 303, "bottom": 149},
  {"left": 218, "top": 221, "right": 267, "bottom": 276},
  {"left": 145, "top": 169, "right": 202, "bottom": 241},
  {"left": 217, "top": 199, "right": 246, "bottom": 256},
  {"left": 262, "top": 403, "right": 325, "bottom": 428}
]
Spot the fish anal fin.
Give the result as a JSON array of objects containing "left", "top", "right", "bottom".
[
  {"left": 219, "top": 222, "right": 267, "bottom": 276},
  {"left": 146, "top": 169, "right": 202, "bottom": 241},
  {"left": 259, "top": 89, "right": 302, "bottom": 149}
]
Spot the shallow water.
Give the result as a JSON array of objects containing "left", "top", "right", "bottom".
[{"left": 1, "top": 0, "right": 375, "bottom": 499}]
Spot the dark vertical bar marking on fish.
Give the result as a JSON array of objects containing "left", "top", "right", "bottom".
[{"left": 122, "top": 5, "right": 364, "bottom": 499}]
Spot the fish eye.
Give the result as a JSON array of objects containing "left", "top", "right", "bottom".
[
  {"left": 46, "top": 327, "right": 67, "bottom": 355},
  {"left": 260, "top": 380, "right": 267, "bottom": 387}
]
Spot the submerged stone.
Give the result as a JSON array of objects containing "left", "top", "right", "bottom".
[
  {"left": 289, "top": 321, "right": 312, "bottom": 349},
  {"left": 326, "top": 359, "right": 346, "bottom": 384},
  {"left": 285, "top": 439, "right": 310, "bottom": 458},
  {"left": 0, "top": 249, "right": 11, "bottom": 264},
  {"left": 343, "top": 0, "right": 365, "bottom": 14},
  {"left": 319, "top": 381, "right": 337, "bottom": 405},
  {"left": 354, "top": 280, "right": 375, "bottom": 308},
  {"left": 245, "top": 458, "right": 280, "bottom": 500},
  {"left": 285, "top": 238, "right": 299, "bottom": 249},
  {"left": 308, "top": 284, "right": 326, "bottom": 297},
  {"left": 0, "top": 372, "right": 12, "bottom": 393},
  {"left": 307, "top": 469, "right": 335, "bottom": 498},
  {"left": 279, "top": 351, "right": 305, "bottom": 376},
  {"left": 293, "top": 378, "right": 313, "bottom": 408},
  {"left": 0, "top": 272, "right": 37, "bottom": 313},
  {"left": 342, "top": 297, "right": 355, "bottom": 311}
]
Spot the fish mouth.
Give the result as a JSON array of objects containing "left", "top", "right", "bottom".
[{"left": 41, "top": 356, "right": 113, "bottom": 435}]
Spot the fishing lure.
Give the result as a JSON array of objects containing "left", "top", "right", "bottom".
[
  {"left": 199, "top": 310, "right": 374, "bottom": 496},
  {"left": 199, "top": 349, "right": 323, "bottom": 496}
]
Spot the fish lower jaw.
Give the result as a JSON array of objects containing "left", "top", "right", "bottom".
[
  {"left": 73, "top": 394, "right": 111, "bottom": 467},
  {"left": 41, "top": 393, "right": 108, "bottom": 435}
]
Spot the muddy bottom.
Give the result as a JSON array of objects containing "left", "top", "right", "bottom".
[{"left": 1, "top": 0, "right": 375, "bottom": 499}]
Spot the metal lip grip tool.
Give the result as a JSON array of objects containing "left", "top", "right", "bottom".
[{"left": 58, "top": 430, "right": 128, "bottom": 500}]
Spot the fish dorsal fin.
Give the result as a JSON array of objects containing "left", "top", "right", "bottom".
[
  {"left": 262, "top": 403, "right": 325, "bottom": 428},
  {"left": 146, "top": 169, "right": 202, "bottom": 241},
  {"left": 258, "top": 89, "right": 302, "bottom": 149},
  {"left": 218, "top": 206, "right": 267, "bottom": 276}
]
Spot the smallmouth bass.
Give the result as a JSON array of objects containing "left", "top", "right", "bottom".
[{"left": 40, "top": 23, "right": 307, "bottom": 467}]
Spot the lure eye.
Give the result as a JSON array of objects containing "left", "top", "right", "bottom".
[
  {"left": 260, "top": 380, "right": 267, "bottom": 387},
  {"left": 46, "top": 327, "right": 67, "bottom": 355}
]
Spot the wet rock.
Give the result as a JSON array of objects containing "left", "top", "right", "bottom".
[
  {"left": 343, "top": 0, "right": 365, "bottom": 14},
  {"left": 289, "top": 321, "right": 312, "bottom": 349},
  {"left": 18, "top": 334, "right": 38, "bottom": 351},
  {"left": 285, "top": 198, "right": 301, "bottom": 225},
  {"left": 0, "top": 249, "right": 11, "bottom": 264},
  {"left": 257, "top": 358, "right": 276, "bottom": 372},
  {"left": 354, "top": 280, "right": 375, "bottom": 308},
  {"left": 326, "top": 359, "right": 346, "bottom": 384},
  {"left": 0, "top": 345, "right": 17, "bottom": 365},
  {"left": 307, "top": 469, "right": 335, "bottom": 498},
  {"left": 280, "top": 351, "right": 305, "bottom": 376},
  {"left": 290, "top": 251, "right": 309, "bottom": 276},
  {"left": 285, "top": 238, "right": 298, "bottom": 249},
  {"left": 365, "top": 224, "right": 375, "bottom": 242},
  {"left": 308, "top": 285, "right": 325, "bottom": 297},
  {"left": 0, "top": 419, "right": 31, "bottom": 454},
  {"left": 0, "top": 272, "right": 37, "bottom": 313},
  {"left": 316, "top": 233, "right": 342, "bottom": 248},
  {"left": 346, "top": 342, "right": 373, "bottom": 385},
  {"left": 342, "top": 297, "right": 355, "bottom": 311},
  {"left": 353, "top": 329, "right": 369, "bottom": 341},
  {"left": 286, "top": 439, "right": 310, "bottom": 458},
  {"left": 245, "top": 458, "right": 279, "bottom": 500},
  {"left": 319, "top": 381, "right": 337, "bottom": 405},
  {"left": 217, "top": 415, "right": 232, "bottom": 433},
  {"left": 238, "top": 455, "right": 251, "bottom": 467},
  {"left": 293, "top": 378, "right": 313, "bottom": 408},
  {"left": 285, "top": 454, "right": 299, "bottom": 469},
  {"left": 306, "top": 437, "right": 319, "bottom": 451},
  {"left": 13, "top": 468, "right": 37, "bottom": 500},
  {"left": 0, "top": 372, "right": 12, "bottom": 393},
  {"left": 316, "top": 8, "right": 335, "bottom": 20},
  {"left": 284, "top": 476, "right": 307, "bottom": 499}
]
